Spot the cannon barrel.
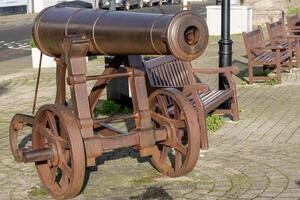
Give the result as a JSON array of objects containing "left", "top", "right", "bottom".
[{"left": 33, "top": 6, "right": 209, "bottom": 61}]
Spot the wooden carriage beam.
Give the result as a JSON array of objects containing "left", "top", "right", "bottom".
[
  {"left": 84, "top": 128, "right": 168, "bottom": 158},
  {"left": 86, "top": 72, "right": 133, "bottom": 81}
]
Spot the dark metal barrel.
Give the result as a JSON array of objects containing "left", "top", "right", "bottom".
[{"left": 33, "top": 6, "right": 209, "bottom": 61}]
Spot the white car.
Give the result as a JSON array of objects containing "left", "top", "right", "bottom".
[
  {"left": 99, "top": 0, "right": 144, "bottom": 10},
  {"left": 143, "top": 0, "right": 162, "bottom": 7},
  {"left": 142, "top": 0, "right": 179, "bottom": 7}
]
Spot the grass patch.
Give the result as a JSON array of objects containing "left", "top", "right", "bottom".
[
  {"left": 132, "top": 176, "right": 155, "bottom": 185},
  {"left": 206, "top": 115, "right": 224, "bottom": 132},
  {"left": 28, "top": 186, "right": 48, "bottom": 196},
  {"left": 288, "top": 7, "right": 300, "bottom": 15},
  {"left": 30, "top": 39, "right": 36, "bottom": 48},
  {"left": 95, "top": 100, "right": 132, "bottom": 116},
  {"left": 241, "top": 80, "right": 248, "bottom": 86},
  {"left": 264, "top": 78, "right": 279, "bottom": 86},
  {"left": 143, "top": 55, "right": 158, "bottom": 61}
]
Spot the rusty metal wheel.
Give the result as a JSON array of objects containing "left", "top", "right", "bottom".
[
  {"left": 32, "top": 104, "right": 85, "bottom": 199},
  {"left": 9, "top": 114, "right": 33, "bottom": 162},
  {"left": 149, "top": 88, "right": 200, "bottom": 177}
]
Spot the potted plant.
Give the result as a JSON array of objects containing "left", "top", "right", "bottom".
[{"left": 31, "top": 39, "right": 56, "bottom": 68}]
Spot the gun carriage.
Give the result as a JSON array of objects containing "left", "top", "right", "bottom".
[{"left": 9, "top": 6, "right": 209, "bottom": 199}]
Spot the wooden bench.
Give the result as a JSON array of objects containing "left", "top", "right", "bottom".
[
  {"left": 143, "top": 55, "right": 239, "bottom": 150},
  {"left": 243, "top": 27, "right": 292, "bottom": 84},
  {"left": 266, "top": 19, "right": 300, "bottom": 68},
  {"left": 287, "top": 14, "right": 300, "bottom": 36}
]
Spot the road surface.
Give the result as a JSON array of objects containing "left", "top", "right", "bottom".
[{"left": 0, "top": 0, "right": 215, "bottom": 62}]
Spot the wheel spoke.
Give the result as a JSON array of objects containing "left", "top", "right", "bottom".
[
  {"left": 45, "top": 111, "right": 58, "bottom": 135},
  {"left": 38, "top": 126, "right": 55, "bottom": 142},
  {"left": 56, "top": 119, "right": 71, "bottom": 149},
  {"left": 59, "top": 161, "right": 72, "bottom": 179},
  {"left": 151, "top": 111, "right": 170, "bottom": 124},
  {"left": 38, "top": 126, "right": 70, "bottom": 149},
  {"left": 57, "top": 137, "right": 71, "bottom": 149},
  {"left": 157, "top": 95, "right": 170, "bottom": 118},
  {"left": 170, "top": 119, "right": 186, "bottom": 128},
  {"left": 48, "top": 166, "right": 58, "bottom": 186},
  {"left": 159, "top": 146, "right": 169, "bottom": 164},
  {"left": 174, "top": 139, "right": 187, "bottom": 156},
  {"left": 175, "top": 151, "right": 182, "bottom": 171},
  {"left": 173, "top": 103, "right": 181, "bottom": 119},
  {"left": 63, "top": 150, "right": 70, "bottom": 163}
]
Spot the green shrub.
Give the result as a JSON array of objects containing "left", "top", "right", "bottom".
[
  {"left": 255, "top": 70, "right": 269, "bottom": 77},
  {"left": 265, "top": 78, "right": 279, "bottom": 86},
  {"left": 288, "top": 7, "right": 300, "bottom": 15},
  {"left": 95, "top": 100, "right": 132, "bottom": 116},
  {"left": 206, "top": 115, "right": 224, "bottom": 132},
  {"left": 30, "top": 39, "right": 37, "bottom": 48}
]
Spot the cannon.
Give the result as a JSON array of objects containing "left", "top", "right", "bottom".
[
  {"left": 33, "top": 6, "right": 208, "bottom": 61},
  {"left": 9, "top": 6, "right": 209, "bottom": 199}
]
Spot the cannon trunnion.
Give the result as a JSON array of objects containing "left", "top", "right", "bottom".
[{"left": 9, "top": 7, "right": 208, "bottom": 199}]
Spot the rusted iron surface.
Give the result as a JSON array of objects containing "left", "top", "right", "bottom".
[
  {"left": 9, "top": 8, "right": 209, "bottom": 199},
  {"left": 32, "top": 104, "right": 86, "bottom": 199},
  {"left": 149, "top": 88, "right": 200, "bottom": 177},
  {"left": 9, "top": 113, "right": 34, "bottom": 162},
  {"left": 32, "top": 6, "right": 208, "bottom": 61}
]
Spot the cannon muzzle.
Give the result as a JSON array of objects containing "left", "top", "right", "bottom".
[{"left": 33, "top": 6, "right": 209, "bottom": 61}]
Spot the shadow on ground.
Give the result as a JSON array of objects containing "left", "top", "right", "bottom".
[
  {"left": 129, "top": 186, "right": 173, "bottom": 200},
  {"left": 0, "top": 85, "right": 7, "bottom": 96},
  {"left": 233, "top": 59, "right": 248, "bottom": 83},
  {"left": 82, "top": 147, "right": 152, "bottom": 192},
  {"left": 233, "top": 59, "right": 282, "bottom": 84}
]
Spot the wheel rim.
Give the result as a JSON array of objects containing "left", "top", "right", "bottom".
[
  {"left": 149, "top": 88, "right": 200, "bottom": 177},
  {"left": 9, "top": 115, "right": 27, "bottom": 162},
  {"left": 32, "top": 104, "right": 85, "bottom": 199}
]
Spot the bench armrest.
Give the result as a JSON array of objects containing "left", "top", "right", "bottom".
[
  {"left": 192, "top": 66, "right": 238, "bottom": 91},
  {"left": 264, "top": 44, "right": 287, "bottom": 50},
  {"left": 192, "top": 66, "right": 239, "bottom": 75},
  {"left": 289, "top": 26, "right": 300, "bottom": 30},
  {"left": 286, "top": 35, "right": 300, "bottom": 39},
  {"left": 273, "top": 36, "right": 296, "bottom": 42}
]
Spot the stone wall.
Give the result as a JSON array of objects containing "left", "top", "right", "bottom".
[
  {"left": 243, "top": 0, "right": 300, "bottom": 11},
  {"left": 242, "top": 0, "right": 300, "bottom": 26}
]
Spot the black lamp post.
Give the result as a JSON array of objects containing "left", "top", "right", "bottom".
[{"left": 218, "top": 0, "right": 232, "bottom": 108}]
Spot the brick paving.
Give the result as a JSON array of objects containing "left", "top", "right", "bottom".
[{"left": 1, "top": 35, "right": 300, "bottom": 200}]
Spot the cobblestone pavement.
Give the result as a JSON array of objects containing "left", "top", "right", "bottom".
[{"left": 1, "top": 35, "right": 300, "bottom": 200}]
